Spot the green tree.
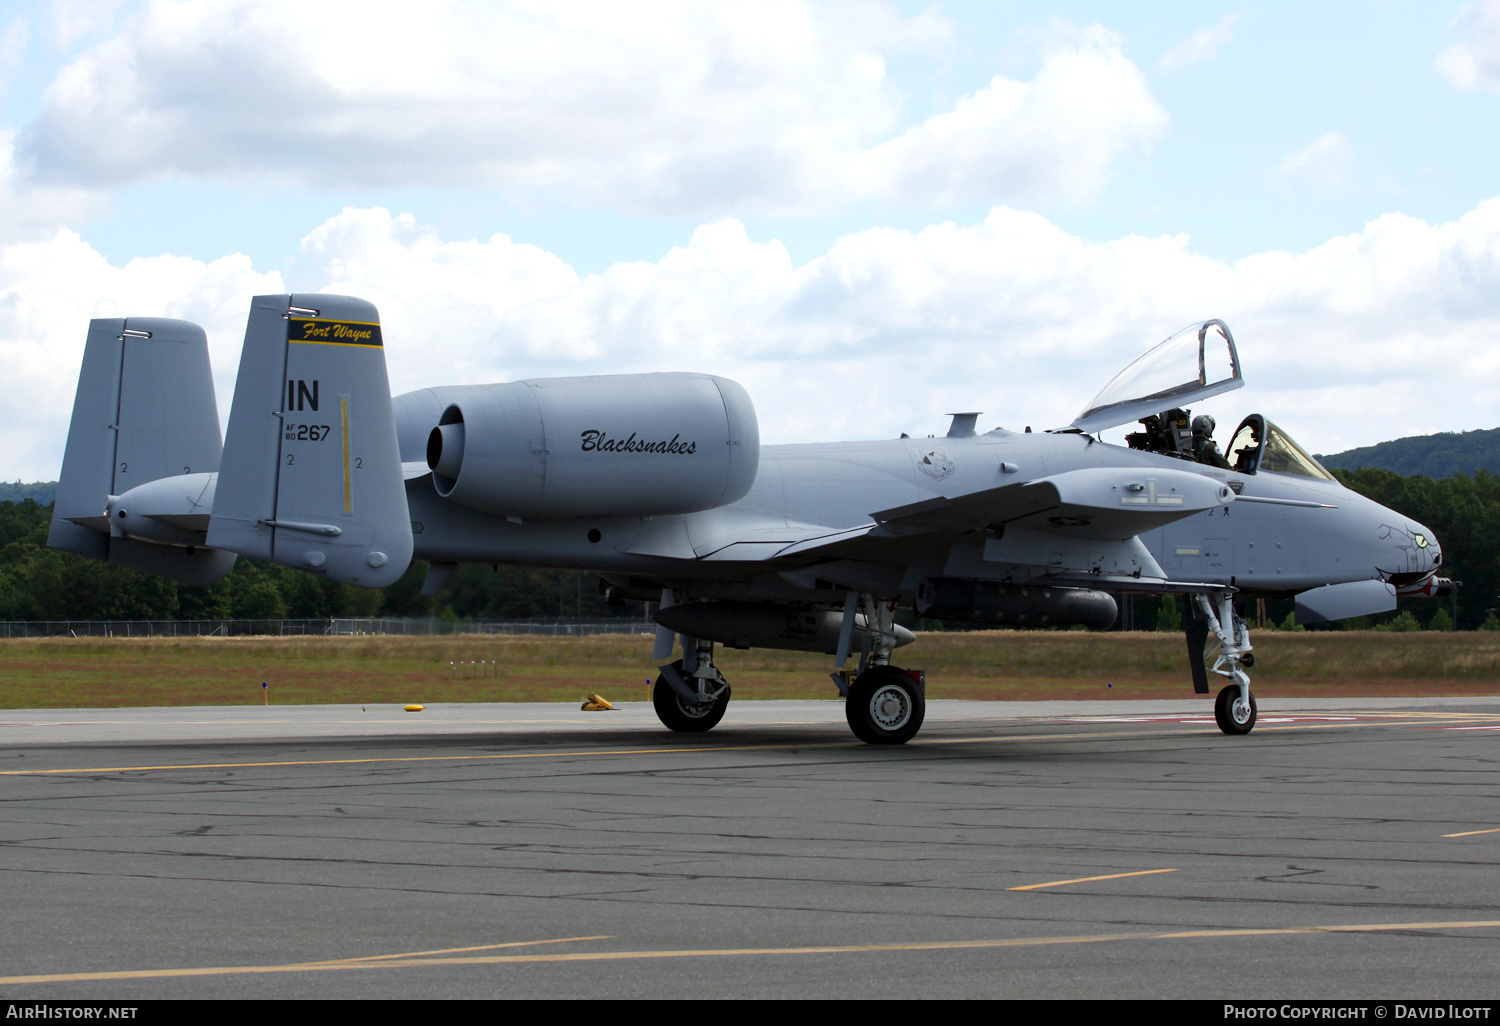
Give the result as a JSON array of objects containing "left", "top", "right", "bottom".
[
  {"left": 1375, "top": 610, "right": 1422, "bottom": 632},
  {"left": 1155, "top": 595, "right": 1182, "bottom": 632}
]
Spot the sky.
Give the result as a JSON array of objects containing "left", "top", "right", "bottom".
[{"left": 3, "top": 0, "right": 1500, "bottom": 482}]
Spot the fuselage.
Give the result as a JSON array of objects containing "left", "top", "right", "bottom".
[{"left": 402, "top": 422, "right": 1441, "bottom": 601}]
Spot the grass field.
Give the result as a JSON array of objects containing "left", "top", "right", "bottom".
[{"left": 0, "top": 630, "right": 1497, "bottom": 708}]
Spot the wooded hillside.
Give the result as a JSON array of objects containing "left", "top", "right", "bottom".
[{"left": 1318, "top": 427, "right": 1500, "bottom": 478}]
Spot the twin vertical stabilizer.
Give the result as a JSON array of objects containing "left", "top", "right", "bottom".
[
  {"left": 47, "top": 317, "right": 236, "bottom": 586},
  {"left": 206, "top": 295, "right": 412, "bottom": 587},
  {"left": 50, "top": 296, "right": 413, "bottom": 591}
]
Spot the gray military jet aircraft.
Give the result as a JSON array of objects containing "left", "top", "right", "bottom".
[{"left": 48, "top": 296, "right": 1446, "bottom": 743}]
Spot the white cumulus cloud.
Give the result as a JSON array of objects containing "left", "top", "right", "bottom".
[
  {"left": 1156, "top": 13, "right": 1240, "bottom": 72},
  {"left": 15, "top": 1, "right": 1164, "bottom": 214},
  {"left": 9, "top": 198, "right": 1500, "bottom": 481},
  {"left": 0, "top": 229, "right": 281, "bottom": 479},
  {"left": 1437, "top": 0, "right": 1500, "bottom": 92},
  {"left": 1273, "top": 132, "right": 1355, "bottom": 190}
]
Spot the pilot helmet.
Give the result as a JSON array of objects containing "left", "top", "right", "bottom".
[{"left": 1191, "top": 414, "right": 1216, "bottom": 437}]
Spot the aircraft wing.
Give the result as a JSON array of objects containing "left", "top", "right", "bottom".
[
  {"left": 870, "top": 467, "right": 1234, "bottom": 541},
  {"left": 690, "top": 468, "right": 1235, "bottom": 565}
]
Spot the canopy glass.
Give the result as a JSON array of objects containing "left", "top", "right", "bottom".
[{"left": 1072, "top": 320, "right": 1242, "bottom": 434}]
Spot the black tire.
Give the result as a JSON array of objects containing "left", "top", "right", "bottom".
[
  {"left": 653, "top": 661, "right": 730, "bottom": 733},
  {"left": 845, "top": 665, "right": 926, "bottom": 744},
  {"left": 1214, "top": 683, "right": 1257, "bottom": 735}
]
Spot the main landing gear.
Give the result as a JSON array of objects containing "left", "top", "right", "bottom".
[
  {"left": 649, "top": 591, "right": 928, "bottom": 744},
  {"left": 845, "top": 665, "right": 926, "bottom": 744},
  {"left": 652, "top": 640, "right": 731, "bottom": 733},
  {"left": 834, "top": 593, "right": 926, "bottom": 745},
  {"left": 1195, "top": 591, "right": 1258, "bottom": 736}
]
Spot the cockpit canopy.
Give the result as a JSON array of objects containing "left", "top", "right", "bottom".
[
  {"left": 1227, "top": 413, "right": 1335, "bottom": 481},
  {"left": 1072, "top": 320, "right": 1242, "bottom": 434},
  {"left": 1070, "top": 319, "right": 1337, "bottom": 481}
]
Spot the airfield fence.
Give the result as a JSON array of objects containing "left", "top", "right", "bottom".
[{"left": 0, "top": 617, "right": 655, "bottom": 639}]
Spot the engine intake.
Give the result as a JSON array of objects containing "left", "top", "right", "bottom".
[{"left": 424, "top": 372, "right": 758, "bottom": 519}]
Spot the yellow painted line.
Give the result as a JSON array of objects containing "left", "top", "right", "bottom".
[
  {"left": 0, "top": 728, "right": 1216, "bottom": 776},
  {"left": 6, "top": 715, "right": 1500, "bottom": 778},
  {"left": 289, "top": 339, "right": 383, "bottom": 348},
  {"left": 6, "top": 919, "right": 1500, "bottom": 986},
  {"left": 1443, "top": 827, "right": 1500, "bottom": 838},
  {"left": 0, "top": 743, "right": 819, "bottom": 776},
  {"left": 301, "top": 934, "right": 612, "bottom": 965},
  {"left": 340, "top": 396, "right": 351, "bottom": 513},
  {"left": 1007, "top": 868, "right": 1178, "bottom": 891},
  {"left": 914, "top": 717, "right": 1500, "bottom": 749}
]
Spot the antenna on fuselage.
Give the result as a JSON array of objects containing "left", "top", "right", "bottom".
[{"left": 946, "top": 412, "right": 980, "bottom": 438}]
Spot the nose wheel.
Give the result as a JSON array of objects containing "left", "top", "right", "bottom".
[
  {"left": 845, "top": 665, "right": 925, "bottom": 744},
  {"left": 1214, "top": 682, "right": 1257, "bottom": 735}
]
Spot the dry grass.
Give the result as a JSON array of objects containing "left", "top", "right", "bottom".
[{"left": 0, "top": 630, "right": 1496, "bottom": 708}]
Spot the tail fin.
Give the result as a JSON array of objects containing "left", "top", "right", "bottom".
[
  {"left": 206, "top": 294, "right": 412, "bottom": 587},
  {"left": 47, "top": 317, "right": 237, "bottom": 586}
]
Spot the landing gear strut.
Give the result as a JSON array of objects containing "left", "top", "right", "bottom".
[
  {"left": 1195, "top": 591, "right": 1258, "bottom": 736},
  {"left": 653, "top": 639, "right": 731, "bottom": 733},
  {"left": 836, "top": 594, "right": 926, "bottom": 744}
]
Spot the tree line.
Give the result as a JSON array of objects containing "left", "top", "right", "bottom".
[
  {"left": 0, "top": 499, "right": 633, "bottom": 622},
  {"left": 0, "top": 466, "right": 1495, "bottom": 627}
]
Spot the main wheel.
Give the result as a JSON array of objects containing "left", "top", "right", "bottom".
[
  {"left": 845, "top": 665, "right": 926, "bottom": 744},
  {"left": 653, "top": 661, "right": 730, "bottom": 733},
  {"left": 1214, "top": 683, "right": 1257, "bottom": 735}
]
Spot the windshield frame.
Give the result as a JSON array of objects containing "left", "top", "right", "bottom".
[{"left": 1227, "top": 414, "right": 1336, "bottom": 481}]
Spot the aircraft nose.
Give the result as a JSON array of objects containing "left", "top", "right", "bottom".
[
  {"left": 1415, "top": 523, "right": 1442, "bottom": 572},
  {"left": 1384, "top": 518, "right": 1442, "bottom": 583}
]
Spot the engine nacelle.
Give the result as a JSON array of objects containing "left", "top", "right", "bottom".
[{"left": 421, "top": 372, "right": 759, "bottom": 519}]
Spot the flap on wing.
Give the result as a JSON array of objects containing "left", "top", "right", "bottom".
[
  {"left": 695, "top": 520, "right": 876, "bottom": 561},
  {"left": 872, "top": 467, "right": 1234, "bottom": 539}
]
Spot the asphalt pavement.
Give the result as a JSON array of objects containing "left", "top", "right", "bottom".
[{"left": 2, "top": 697, "right": 1498, "bottom": 999}]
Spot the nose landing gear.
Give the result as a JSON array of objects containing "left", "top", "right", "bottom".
[{"left": 1195, "top": 591, "right": 1259, "bottom": 736}]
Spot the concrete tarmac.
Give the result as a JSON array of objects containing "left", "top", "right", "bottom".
[{"left": 2, "top": 697, "right": 1499, "bottom": 999}]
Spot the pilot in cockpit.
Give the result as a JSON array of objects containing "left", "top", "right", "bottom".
[
  {"left": 1232, "top": 420, "right": 1262, "bottom": 473},
  {"left": 1192, "top": 414, "right": 1231, "bottom": 469}
]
